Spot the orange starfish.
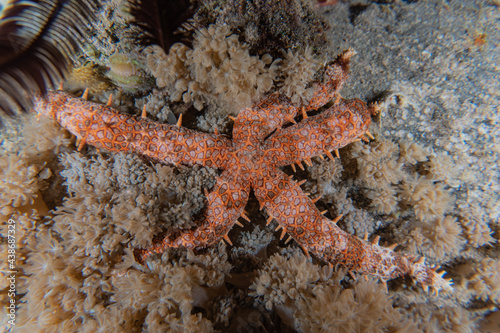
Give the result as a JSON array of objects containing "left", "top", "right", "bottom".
[{"left": 35, "top": 50, "right": 452, "bottom": 293}]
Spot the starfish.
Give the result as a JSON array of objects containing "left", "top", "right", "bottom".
[{"left": 34, "top": 50, "right": 452, "bottom": 293}]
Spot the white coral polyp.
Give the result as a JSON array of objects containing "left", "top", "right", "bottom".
[{"left": 145, "top": 24, "right": 279, "bottom": 111}]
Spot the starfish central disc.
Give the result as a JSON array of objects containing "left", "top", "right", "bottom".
[{"left": 233, "top": 139, "right": 267, "bottom": 176}]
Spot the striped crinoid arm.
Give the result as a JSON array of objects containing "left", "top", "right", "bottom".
[
  {"left": 0, "top": 0, "right": 98, "bottom": 120},
  {"left": 263, "top": 99, "right": 377, "bottom": 168},
  {"left": 254, "top": 168, "right": 453, "bottom": 293},
  {"left": 134, "top": 169, "right": 250, "bottom": 264},
  {"left": 34, "top": 91, "right": 232, "bottom": 168}
]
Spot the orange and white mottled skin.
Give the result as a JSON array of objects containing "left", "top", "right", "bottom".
[{"left": 34, "top": 50, "right": 452, "bottom": 293}]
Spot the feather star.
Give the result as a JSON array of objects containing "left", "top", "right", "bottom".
[{"left": 34, "top": 50, "right": 453, "bottom": 293}]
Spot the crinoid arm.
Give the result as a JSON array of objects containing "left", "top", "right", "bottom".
[
  {"left": 134, "top": 169, "right": 250, "bottom": 264},
  {"left": 34, "top": 91, "right": 232, "bottom": 168},
  {"left": 263, "top": 99, "right": 377, "bottom": 168},
  {"left": 0, "top": 0, "right": 98, "bottom": 120},
  {"left": 253, "top": 168, "right": 453, "bottom": 293}
]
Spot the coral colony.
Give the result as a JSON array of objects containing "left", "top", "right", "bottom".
[{"left": 35, "top": 50, "right": 452, "bottom": 293}]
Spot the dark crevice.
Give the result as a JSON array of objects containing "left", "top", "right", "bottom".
[{"left": 348, "top": 3, "right": 370, "bottom": 25}]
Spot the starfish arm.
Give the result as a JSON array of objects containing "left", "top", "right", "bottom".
[
  {"left": 232, "top": 93, "right": 300, "bottom": 143},
  {"left": 134, "top": 169, "right": 250, "bottom": 264},
  {"left": 314, "top": 229, "right": 453, "bottom": 293},
  {"left": 232, "top": 50, "right": 357, "bottom": 144},
  {"left": 302, "top": 49, "right": 355, "bottom": 112},
  {"left": 34, "top": 91, "right": 232, "bottom": 168},
  {"left": 263, "top": 99, "right": 375, "bottom": 168},
  {"left": 254, "top": 168, "right": 452, "bottom": 292}
]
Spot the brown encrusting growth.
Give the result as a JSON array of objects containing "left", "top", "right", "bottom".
[
  {"left": 35, "top": 50, "right": 452, "bottom": 292},
  {"left": 196, "top": 0, "right": 329, "bottom": 56}
]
